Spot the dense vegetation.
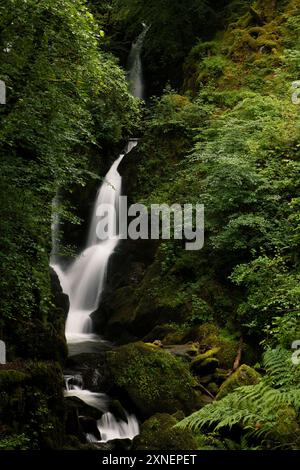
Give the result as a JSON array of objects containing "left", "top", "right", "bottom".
[
  {"left": 0, "top": 0, "right": 137, "bottom": 448},
  {"left": 0, "top": 0, "right": 299, "bottom": 451}
]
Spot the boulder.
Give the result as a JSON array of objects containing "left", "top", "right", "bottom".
[
  {"left": 190, "top": 347, "right": 220, "bottom": 375},
  {"left": 107, "top": 342, "right": 201, "bottom": 417},
  {"left": 216, "top": 364, "right": 261, "bottom": 400},
  {"left": 133, "top": 413, "right": 197, "bottom": 450}
]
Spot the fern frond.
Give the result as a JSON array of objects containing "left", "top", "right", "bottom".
[{"left": 177, "top": 347, "right": 300, "bottom": 449}]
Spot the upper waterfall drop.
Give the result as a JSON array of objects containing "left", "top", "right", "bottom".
[
  {"left": 62, "top": 140, "right": 138, "bottom": 344},
  {"left": 127, "top": 23, "right": 149, "bottom": 100},
  {"left": 53, "top": 25, "right": 145, "bottom": 345}
]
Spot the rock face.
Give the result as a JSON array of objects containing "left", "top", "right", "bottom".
[
  {"left": 50, "top": 266, "right": 69, "bottom": 319},
  {"left": 133, "top": 413, "right": 197, "bottom": 450},
  {"left": 106, "top": 342, "right": 202, "bottom": 418}
]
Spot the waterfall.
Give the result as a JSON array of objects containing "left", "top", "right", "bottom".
[
  {"left": 64, "top": 374, "right": 109, "bottom": 412},
  {"left": 57, "top": 140, "right": 137, "bottom": 344},
  {"left": 50, "top": 26, "right": 146, "bottom": 445},
  {"left": 50, "top": 192, "right": 60, "bottom": 266},
  {"left": 52, "top": 24, "right": 147, "bottom": 344},
  {"left": 127, "top": 24, "right": 149, "bottom": 100},
  {"left": 97, "top": 412, "right": 139, "bottom": 443}
]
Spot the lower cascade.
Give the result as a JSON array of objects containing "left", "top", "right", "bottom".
[{"left": 97, "top": 412, "right": 140, "bottom": 443}]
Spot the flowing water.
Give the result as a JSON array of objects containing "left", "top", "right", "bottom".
[
  {"left": 51, "top": 26, "right": 147, "bottom": 445},
  {"left": 97, "top": 412, "right": 139, "bottom": 443},
  {"left": 127, "top": 24, "right": 149, "bottom": 100}
]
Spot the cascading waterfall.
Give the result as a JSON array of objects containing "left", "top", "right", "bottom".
[
  {"left": 50, "top": 192, "right": 60, "bottom": 266},
  {"left": 127, "top": 23, "right": 149, "bottom": 100},
  {"left": 61, "top": 150, "right": 135, "bottom": 343},
  {"left": 51, "top": 25, "right": 148, "bottom": 445},
  {"left": 64, "top": 374, "right": 109, "bottom": 412},
  {"left": 97, "top": 412, "right": 140, "bottom": 443}
]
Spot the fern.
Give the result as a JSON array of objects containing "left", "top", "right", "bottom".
[{"left": 177, "top": 347, "right": 300, "bottom": 449}]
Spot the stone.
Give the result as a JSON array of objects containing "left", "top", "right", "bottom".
[
  {"left": 216, "top": 364, "right": 261, "bottom": 400},
  {"left": 132, "top": 413, "right": 197, "bottom": 450}
]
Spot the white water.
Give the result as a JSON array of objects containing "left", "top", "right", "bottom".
[
  {"left": 60, "top": 141, "right": 137, "bottom": 344},
  {"left": 127, "top": 24, "right": 149, "bottom": 100},
  {"left": 97, "top": 412, "right": 139, "bottom": 443},
  {"left": 64, "top": 375, "right": 109, "bottom": 412}
]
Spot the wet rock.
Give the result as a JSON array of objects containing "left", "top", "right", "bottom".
[
  {"left": 79, "top": 416, "right": 101, "bottom": 440},
  {"left": 66, "top": 352, "right": 113, "bottom": 393}
]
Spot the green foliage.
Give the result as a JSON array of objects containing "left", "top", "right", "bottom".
[
  {"left": 0, "top": 0, "right": 138, "bottom": 339},
  {"left": 96, "top": 0, "right": 221, "bottom": 94},
  {"left": 177, "top": 348, "right": 300, "bottom": 449},
  {"left": 0, "top": 434, "right": 31, "bottom": 450}
]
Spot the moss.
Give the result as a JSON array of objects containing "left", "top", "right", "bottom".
[
  {"left": 133, "top": 413, "right": 197, "bottom": 450},
  {"left": 186, "top": 323, "right": 241, "bottom": 369},
  {"left": 190, "top": 350, "right": 219, "bottom": 375},
  {"left": 107, "top": 342, "right": 200, "bottom": 417},
  {"left": 0, "top": 370, "right": 29, "bottom": 387},
  {"left": 207, "top": 382, "right": 219, "bottom": 395},
  {"left": 216, "top": 364, "right": 261, "bottom": 400},
  {"left": 194, "top": 433, "right": 227, "bottom": 450},
  {"left": 267, "top": 406, "right": 300, "bottom": 448},
  {"left": 0, "top": 433, "right": 31, "bottom": 450}
]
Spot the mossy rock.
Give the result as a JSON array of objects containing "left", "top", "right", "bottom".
[
  {"left": 107, "top": 342, "right": 200, "bottom": 417},
  {"left": 0, "top": 362, "right": 66, "bottom": 449},
  {"left": 133, "top": 413, "right": 197, "bottom": 450},
  {"left": 191, "top": 355, "right": 219, "bottom": 375},
  {"left": 185, "top": 324, "right": 257, "bottom": 369},
  {"left": 216, "top": 365, "right": 261, "bottom": 400},
  {"left": 207, "top": 382, "right": 219, "bottom": 395}
]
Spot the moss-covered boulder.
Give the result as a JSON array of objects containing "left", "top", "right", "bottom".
[
  {"left": 216, "top": 364, "right": 261, "bottom": 400},
  {"left": 107, "top": 342, "right": 200, "bottom": 417},
  {"left": 133, "top": 413, "right": 197, "bottom": 450},
  {"left": 185, "top": 323, "right": 257, "bottom": 369},
  {"left": 190, "top": 348, "right": 220, "bottom": 375}
]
